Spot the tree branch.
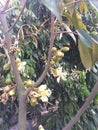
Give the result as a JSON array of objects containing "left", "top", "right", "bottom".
[
  {"left": 26, "top": 13, "right": 55, "bottom": 95},
  {"left": 0, "top": 13, "right": 24, "bottom": 96},
  {"left": 62, "top": 79, "right": 98, "bottom": 130},
  {"left": 8, "top": 0, "right": 28, "bottom": 32},
  {"left": 0, "top": 12, "right": 27, "bottom": 130}
]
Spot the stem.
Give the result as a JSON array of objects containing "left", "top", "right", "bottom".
[
  {"left": 0, "top": 14, "right": 23, "bottom": 93},
  {"left": 26, "top": 13, "right": 55, "bottom": 95},
  {"left": 8, "top": 0, "right": 28, "bottom": 32},
  {"left": 0, "top": 14, "right": 27, "bottom": 130},
  {"left": 62, "top": 79, "right": 98, "bottom": 130}
]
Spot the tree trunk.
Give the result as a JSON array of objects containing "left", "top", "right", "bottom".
[
  {"left": 18, "top": 94, "right": 27, "bottom": 130},
  {"left": 0, "top": 13, "right": 27, "bottom": 130}
]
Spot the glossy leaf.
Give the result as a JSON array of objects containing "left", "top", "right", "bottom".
[
  {"left": 78, "top": 39, "right": 92, "bottom": 70},
  {"left": 90, "top": 34, "right": 98, "bottom": 45},
  {"left": 78, "top": 32, "right": 98, "bottom": 69},
  {"left": 91, "top": 34, "right": 98, "bottom": 64},
  {"left": 77, "top": 30, "right": 92, "bottom": 48},
  {"left": 92, "top": 42, "right": 98, "bottom": 65},
  {"left": 41, "top": 0, "right": 62, "bottom": 20}
]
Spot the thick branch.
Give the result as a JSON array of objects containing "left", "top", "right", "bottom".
[
  {"left": 8, "top": 0, "right": 28, "bottom": 32},
  {"left": 26, "top": 13, "right": 55, "bottom": 95},
  {"left": 0, "top": 12, "right": 27, "bottom": 130},
  {"left": 0, "top": 14, "right": 24, "bottom": 96},
  {"left": 62, "top": 79, "right": 98, "bottom": 130}
]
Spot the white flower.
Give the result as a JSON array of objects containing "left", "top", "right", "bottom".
[
  {"left": 51, "top": 66, "right": 67, "bottom": 82},
  {"left": 18, "top": 61, "right": 26, "bottom": 73},
  {"left": 45, "top": 89, "right": 52, "bottom": 97},
  {"left": 38, "top": 84, "right": 47, "bottom": 91},
  {"left": 38, "top": 84, "right": 52, "bottom": 102},
  {"left": 38, "top": 125, "right": 45, "bottom": 130},
  {"left": 15, "top": 58, "right": 26, "bottom": 73},
  {"left": 40, "top": 96, "right": 48, "bottom": 102}
]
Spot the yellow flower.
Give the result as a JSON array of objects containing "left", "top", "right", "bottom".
[
  {"left": 38, "top": 84, "right": 47, "bottom": 91},
  {"left": 18, "top": 61, "right": 26, "bottom": 73},
  {"left": 51, "top": 66, "right": 67, "bottom": 83},
  {"left": 38, "top": 84, "right": 52, "bottom": 102},
  {"left": 16, "top": 58, "right": 26, "bottom": 73},
  {"left": 40, "top": 96, "right": 48, "bottom": 102},
  {"left": 45, "top": 89, "right": 52, "bottom": 97}
]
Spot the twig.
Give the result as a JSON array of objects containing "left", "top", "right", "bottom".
[
  {"left": 8, "top": 0, "right": 28, "bottom": 32},
  {"left": 26, "top": 13, "right": 55, "bottom": 95},
  {"left": 62, "top": 79, "right": 98, "bottom": 130},
  {"left": 5, "top": 6, "right": 17, "bottom": 12},
  {"left": 36, "top": 18, "right": 50, "bottom": 34}
]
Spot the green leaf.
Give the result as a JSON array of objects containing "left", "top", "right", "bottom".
[
  {"left": 90, "top": 34, "right": 98, "bottom": 64},
  {"left": 72, "top": 10, "right": 87, "bottom": 31},
  {"left": 78, "top": 33, "right": 98, "bottom": 69},
  {"left": 78, "top": 39, "right": 93, "bottom": 70},
  {"left": 41, "top": 0, "right": 62, "bottom": 20},
  {"left": 90, "top": 34, "right": 98, "bottom": 45},
  {"left": 77, "top": 30, "right": 92, "bottom": 48},
  {"left": 89, "top": 0, "right": 98, "bottom": 11}
]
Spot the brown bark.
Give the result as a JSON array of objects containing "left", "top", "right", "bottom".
[
  {"left": 0, "top": 13, "right": 27, "bottom": 130},
  {"left": 18, "top": 94, "right": 27, "bottom": 130}
]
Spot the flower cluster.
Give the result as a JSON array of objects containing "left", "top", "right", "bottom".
[
  {"left": 0, "top": 85, "right": 16, "bottom": 104},
  {"left": 28, "top": 84, "right": 52, "bottom": 106},
  {"left": 50, "top": 66, "right": 67, "bottom": 83},
  {"left": 15, "top": 58, "right": 26, "bottom": 73},
  {"left": 38, "top": 84, "right": 52, "bottom": 102}
]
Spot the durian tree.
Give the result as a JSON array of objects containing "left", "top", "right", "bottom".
[{"left": 0, "top": 0, "right": 98, "bottom": 130}]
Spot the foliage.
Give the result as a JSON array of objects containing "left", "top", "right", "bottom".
[{"left": 0, "top": 0, "right": 98, "bottom": 130}]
